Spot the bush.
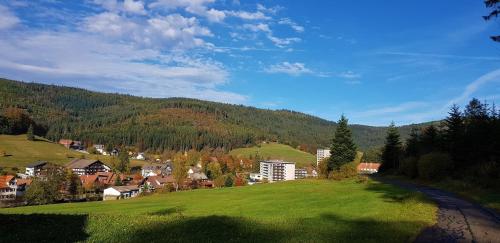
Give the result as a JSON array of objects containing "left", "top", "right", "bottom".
[
  {"left": 330, "top": 162, "right": 358, "bottom": 180},
  {"left": 417, "top": 152, "right": 452, "bottom": 181},
  {"left": 399, "top": 157, "right": 418, "bottom": 178}
]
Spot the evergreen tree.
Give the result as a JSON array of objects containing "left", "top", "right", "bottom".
[
  {"left": 328, "top": 115, "right": 357, "bottom": 171},
  {"left": 404, "top": 127, "right": 420, "bottom": 157},
  {"left": 27, "top": 124, "right": 35, "bottom": 141},
  {"left": 380, "top": 122, "right": 402, "bottom": 172},
  {"left": 444, "top": 105, "right": 465, "bottom": 166}
]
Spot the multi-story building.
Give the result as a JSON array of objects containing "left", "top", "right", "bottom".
[
  {"left": 260, "top": 160, "right": 295, "bottom": 182},
  {"left": 295, "top": 168, "right": 308, "bottom": 179},
  {"left": 66, "top": 159, "right": 111, "bottom": 176},
  {"left": 316, "top": 148, "right": 331, "bottom": 167}
]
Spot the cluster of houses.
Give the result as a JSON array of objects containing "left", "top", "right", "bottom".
[
  {"left": 0, "top": 156, "right": 219, "bottom": 204},
  {"left": 58, "top": 139, "right": 145, "bottom": 160}
]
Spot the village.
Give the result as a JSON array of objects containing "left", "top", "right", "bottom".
[{"left": 0, "top": 139, "right": 380, "bottom": 205}]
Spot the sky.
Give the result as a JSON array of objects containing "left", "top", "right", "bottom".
[{"left": 0, "top": 0, "right": 499, "bottom": 126}]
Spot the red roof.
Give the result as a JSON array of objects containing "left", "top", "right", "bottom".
[
  {"left": 0, "top": 175, "right": 15, "bottom": 189},
  {"left": 357, "top": 163, "right": 381, "bottom": 171},
  {"left": 16, "top": 178, "right": 32, "bottom": 186},
  {"left": 59, "top": 139, "right": 73, "bottom": 145}
]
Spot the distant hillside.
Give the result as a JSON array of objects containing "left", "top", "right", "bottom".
[
  {"left": 0, "top": 134, "right": 148, "bottom": 169},
  {"left": 229, "top": 143, "right": 316, "bottom": 167},
  {"left": 0, "top": 78, "right": 430, "bottom": 152}
]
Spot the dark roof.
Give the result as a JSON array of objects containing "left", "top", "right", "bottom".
[
  {"left": 26, "top": 160, "right": 48, "bottom": 168},
  {"left": 66, "top": 159, "right": 104, "bottom": 169},
  {"left": 109, "top": 185, "right": 139, "bottom": 193}
]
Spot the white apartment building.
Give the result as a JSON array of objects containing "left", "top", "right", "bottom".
[
  {"left": 316, "top": 148, "right": 331, "bottom": 167},
  {"left": 260, "top": 160, "right": 295, "bottom": 182}
]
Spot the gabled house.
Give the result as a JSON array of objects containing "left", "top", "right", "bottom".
[
  {"left": 0, "top": 175, "right": 17, "bottom": 200},
  {"left": 103, "top": 185, "right": 140, "bottom": 200},
  {"left": 71, "top": 141, "right": 84, "bottom": 150},
  {"left": 94, "top": 144, "right": 105, "bottom": 154},
  {"left": 66, "top": 159, "right": 111, "bottom": 176},
  {"left": 25, "top": 160, "right": 49, "bottom": 177},
  {"left": 142, "top": 175, "right": 175, "bottom": 192},
  {"left": 141, "top": 163, "right": 173, "bottom": 177}
]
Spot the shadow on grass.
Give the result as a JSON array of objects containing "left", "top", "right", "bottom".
[
  {"left": 124, "top": 213, "right": 431, "bottom": 243},
  {"left": 148, "top": 206, "right": 185, "bottom": 216},
  {"left": 0, "top": 213, "right": 89, "bottom": 242}
]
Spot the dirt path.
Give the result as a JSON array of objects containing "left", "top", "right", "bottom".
[{"left": 378, "top": 178, "right": 500, "bottom": 243}]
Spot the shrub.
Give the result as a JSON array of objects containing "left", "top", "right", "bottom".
[
  {"left": 330, "top": 162, "right": 358, "bottom": 180},
  {"left": 399, "top": 156, "right": 418, "bottom": 178},
  {"left": 417, "top": 152, "right": 452, "bottom": 181}
]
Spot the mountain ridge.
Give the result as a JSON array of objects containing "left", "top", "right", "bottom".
[{"left": 0, "top": 78, "right": 430, "bottom": 152}]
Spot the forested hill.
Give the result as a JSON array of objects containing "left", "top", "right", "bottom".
[{"left": 0, "top": 78, "right": 424, "bottom": 152}]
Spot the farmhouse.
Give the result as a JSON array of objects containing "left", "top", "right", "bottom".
[
  {"left": 260, "top": 160, "right": 296, "bottom": 182},
  {"left": 93, "top": 144, "right": 105, "bottom": 154},
  {"left": 25, "top": 160, "right": 49, "bottom": 177},
  {"left": 142, "top": 175, "right": 175, "bottom": 191},
  {"left": 66, "top": 159, "right": 111, "bottom": 175},
  {"left": 0, "top": 175, "right": 17, "bottom": 200},
  {"left": 103, "top": 185, "right": 140, "bottom": 200},
  {"left": 357, "top": 163, "right": 381, "bottom": 174}
]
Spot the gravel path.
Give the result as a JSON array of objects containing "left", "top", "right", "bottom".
[{"left": 378, "top": 178, "right": 500, "bottom": 243}]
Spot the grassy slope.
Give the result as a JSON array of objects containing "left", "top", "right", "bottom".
[
  {"left": 0, "top": 179, "right": 437, "bottom": 242},
  {"left": 229, "top": 143, "right": 316, "bottom": 167},
  {"left": 0, "top": 134, "right": 147, "bottom": 169}
]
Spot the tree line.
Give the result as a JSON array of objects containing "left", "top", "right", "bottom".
[{"left": 380, "top": 98, "right": 500, "bottom": 187}]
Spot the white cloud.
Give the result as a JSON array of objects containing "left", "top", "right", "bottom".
[
  {"left": 0, "top": 30, "right": 247, "bottom": 104},
  {"left": 445, "top": 68, "right": 500, "bottom": 107},
  {"left": 93, "top": 0, "right": 146, "bottom": 15},
  {"left": 265, "top": 62, "right": 312, "bottom": 76},
  {"left": 267, "top": 35, "right": 300, "bottom": 48},
  {"left": 225, "top": 10, "right": 270, "bottom": 20},
  {"left": 278, "top": 18, "right": 304, "bottom": 32},
  {"left": 0, "top": 5, "right": 20, "bottom": 30},
  {"left": 149, "top": 0, "right": 226, "bottom": 22},
  {"left": 243, "top": 23, "right": 270, "bottom": 33},
  {"left": 84, "top": 12, "right": 212, "bottom": 49},
  {"left": 338, "top": 71, "right": 361, "bottom": 79},
  {"left": 123, "top": 0, "right": 146, "bottom": 15}
]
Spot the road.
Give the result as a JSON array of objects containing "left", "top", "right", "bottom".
[{"left": 378, "top": 178, "right": 500, "bottom": 243}]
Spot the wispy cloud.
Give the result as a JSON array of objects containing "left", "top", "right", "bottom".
[
  {"left": 379, "top": 51, "right": 500, "bottom": 61},
  {"left": 445, "top": 68, "right": 500, "bottom": 107},
  {"left": 265, "top": 62, "right": 312, "bottom": 76},
  {"left": 278, "top": 18, "right": 304, "bottom": 33},
  {"left": 0, "top": 5, "right": 20, "bottom": 30}
]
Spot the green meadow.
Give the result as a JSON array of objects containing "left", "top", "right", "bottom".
[
  {"left": 230, "top": 143, "right": 316, "bottom": 167},
  {"left": 0, "top": 134, "right": 148, "bottom": 170},
  {"left": 0, "top": 179, "right": 436, "bottom": 242}
]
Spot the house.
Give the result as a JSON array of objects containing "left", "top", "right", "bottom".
[
  {"left": 142, "top": 175, "right": 175, "bottom": 191},
  {"left": 66, "top": 159, "right": 111, "bottom": 175},
  {"left": 80, "top": 172, "right": 120, "bottom": 192},
  {"left": 59, "top": 139, "right": 73, "bottom": 148},
  {"left": 103, "top": 185, "right": 140, "bottom": 200},
  {"left": 188, "top": 172, "right": 208, "bottom": 181},
  {"left": 188, "top": 166, "right": 202, "bottom": 174},
  {"left": 71, "top": 141, "right": 84, "bottom": 150},
  {"left": 295, "top": 168, "right": 308, "bottom": 179},
  {"left": 94, "top": 144, "right": 105, "bottom": 154},
  {"left": 111, "top": 148, "right": 119, "bottom": 156},
  {"left": 0, "top": 175, "right": 17, "bottom": 200},
  {"left": 135, "top": 153, "right": 145, "bottom": 160},
  {"left": 357, "top": 163, "right": 381, "bottom": 174},
  {"left": 249, "top": 173, "right": 262, "bottom": 181},
  {"left": 260, "top": 160, "right": 296, "bottom": 182},
  {"left": 141, "top": 163, "right": 173, "bottom": 177},
  {"left": 15, "top": 179, "right": 32, "bottom": 197},
  {"left": 25, "top": 160, "right": 49, "bottom": 177}
]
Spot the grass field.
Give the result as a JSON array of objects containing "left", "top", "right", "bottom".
[
  {"left": 0, "top": 134, "right": 148, "bottom": 170},
  {"left": 229, "top": 143, "right": 316, "bottom": 167},
  {"left": 0, "top": 179, "right": 436, "bottom": 242}
]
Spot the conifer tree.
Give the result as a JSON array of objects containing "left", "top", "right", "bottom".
[
  {"left": 27, "top": 124, "right": 35, "bottom": 141},
  {"left": 380, "top": 122, "right": 402, "bottom": 172},
  {"left": 328, "top": 115, "right": 356, "bottom": 171}
]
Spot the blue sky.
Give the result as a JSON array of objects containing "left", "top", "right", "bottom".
[{"left": 0, "top": 0, "right": 499, "bottom": 126}]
